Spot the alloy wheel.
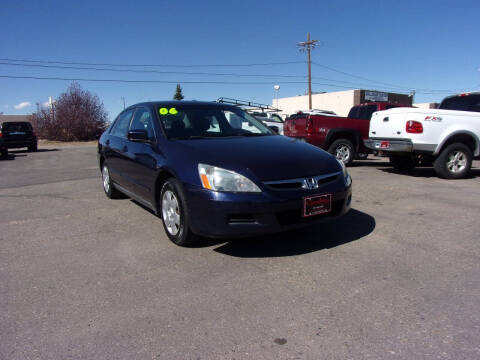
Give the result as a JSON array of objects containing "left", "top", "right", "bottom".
[
  {"left": 335, "top": 145, "right": 351, "bottom": 162},
  {"left": 102, "top": 165, "right": 110, "bottom": 193},
  {"left": 162, "top": 190, "right": 181, "bottom": 236},
  {"left": 447, "top": 150, "right": 467, "bottom": 173}
]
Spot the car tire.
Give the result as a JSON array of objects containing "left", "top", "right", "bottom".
[
  {"left": 1, "top": 149, "right": 7, "bottom": 158},
  {"left": 328, "top": 139, "right": 355, "bottom": 165},
  {"left": 160, "top": 178, "right": 198, "bottom": 246},
  {"left": 356, "top": 153, "right": 369, "bottom": 160},
  {"left": 28, "top": 142, "right": 38, "bottom": 152},
  {"left": 433, "top": 143, "right": 472, "bottom": 179},
  {"left": 389, "top": 155, "right": 416, "bottom": 171},
  {"left": 101, "top": 163, "right": 123, "bottom": 199}
]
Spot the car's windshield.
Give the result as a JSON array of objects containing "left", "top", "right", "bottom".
[{"left": 156, "top": 105, "right": 274, "bottom": 139}]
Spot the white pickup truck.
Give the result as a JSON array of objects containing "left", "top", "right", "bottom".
[{"left": 364, "top": 92, "right": 480, "bottom": 179}]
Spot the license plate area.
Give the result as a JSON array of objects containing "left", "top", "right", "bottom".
[
  {"left": 375, "top": 141, "right": 390, "bottom": 149},
  {"left": 303, "top": 193, "right": 332, "bottom": 217}
]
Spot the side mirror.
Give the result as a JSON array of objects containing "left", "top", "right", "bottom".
[
  {"left": 268, "top": 125, "right": 279, "bottom": 134},
  {"left": 128, "top": 130, "right": 150, "bottom": 143}
]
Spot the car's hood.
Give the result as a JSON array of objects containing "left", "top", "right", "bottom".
[{"left": 172, "top": 135, "right": 340, "bottom": 181}]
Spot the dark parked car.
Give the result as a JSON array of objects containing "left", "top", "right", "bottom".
[
  {"left": 98, "top": 101, "right": 352, "bottom": 246},
  {"left": 0, "top": 136, "right": 7, "bottom": 158},
  {"left": 0, "top": 121, "right": 38, "bottom": 151}
]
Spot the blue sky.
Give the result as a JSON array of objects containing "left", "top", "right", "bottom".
[{"left": 1, "top": 0, "right": 479, "bottom": 119}]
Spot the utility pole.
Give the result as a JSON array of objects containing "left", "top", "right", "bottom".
[
  {"left": 298, "top": 32, "right": 319, "bottom": 110},
  {"left": 121, "top": 97, "right": 126, "bottom": 110}
]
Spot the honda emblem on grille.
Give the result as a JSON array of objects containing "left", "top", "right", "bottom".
[{"left": 303, "top": 177, "right": 319, "bottom": 189}]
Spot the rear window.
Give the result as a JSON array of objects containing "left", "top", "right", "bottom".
[
  {"left": 439, "top": 94, "right": 480, "bottom": 112},
  {"left": 2, "top": 122, "right": 32, "bottom": 132},
  {"left": 347, "top": 106, "right": 360, "bottom": 119}
]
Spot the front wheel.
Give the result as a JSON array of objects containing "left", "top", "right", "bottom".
[
  {"left": 160, "top": 178, "right": 198, "bottom": 246},
  {"left": 28, "top": 142, "right": 38, "bottom": 152},
  {"left": 328, "top": 139, "right": 355, "bottom": 165},
  {"left": 433, "top": 143, "right": 472, "bottom": 179}
]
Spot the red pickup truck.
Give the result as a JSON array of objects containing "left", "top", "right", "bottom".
[{"left": 284, "top": 102, "right": 411, "bottom": 164}]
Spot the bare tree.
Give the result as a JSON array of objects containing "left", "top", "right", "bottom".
[{"left": 31, "top": 83, "right": 108, "bottom": 141}]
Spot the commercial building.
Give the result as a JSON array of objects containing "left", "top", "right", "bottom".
[{"left": 273, "top": 89, "right": 413, "bottom": 117}]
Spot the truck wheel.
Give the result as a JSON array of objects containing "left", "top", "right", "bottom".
[
  {"left": 328, "top": 139, "right": 355, "bottom": 165},
  {"left": 433, "top": 143, "right": 472, "bottom": 179},
  {"left": 389, "top": 155, "right": 416, "bottom": 171}
]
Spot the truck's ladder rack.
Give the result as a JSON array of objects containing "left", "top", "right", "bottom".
[{"left": 216, "top": 97, "right": 280, "bottom": 113}]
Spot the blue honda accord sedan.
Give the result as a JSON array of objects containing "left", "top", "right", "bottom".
[{"left": 98, "top": 101, "right": 352, "bottom": 246}]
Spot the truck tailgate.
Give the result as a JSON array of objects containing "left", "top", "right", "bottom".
[
  {"left": 284, "top": 115, "right": 308, "bottom": 137},
  {"left": 369, "top": 111, "right": 406, "bottom": 138}
]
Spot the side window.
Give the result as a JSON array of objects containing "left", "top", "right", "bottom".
[
  {"left": 111, "top": 109, "right": 134, "bottom": 138},
  {"left": 130, "top": 107, "right": 156, "bottom": 140}
]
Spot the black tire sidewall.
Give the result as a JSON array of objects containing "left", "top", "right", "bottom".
[
  {"left": 328, "top": 139, "right": 355, "bottom": 165},
  {"left": 434, "top": 143, "right": 472, "bottom": 179}
]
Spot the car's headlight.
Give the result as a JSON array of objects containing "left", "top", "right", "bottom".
[
  {"left": 337, "top": 159, "right": 352, "bottom": 187},
  {"left": 198, "top": 164, "right": 261, "bottom": 193}
]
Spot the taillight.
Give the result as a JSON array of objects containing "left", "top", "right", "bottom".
[
  {"left": 406, "top": 120, "right": 423, "bottom": 133},
  {"left": 305, "top": 117, "right": 313, "bottom": 133},
  {"left": 32, "top": 130, "right": 36, "bottom": 137},
  {"left": 0, "top": 131, "right": 2, "bottom": 138}
]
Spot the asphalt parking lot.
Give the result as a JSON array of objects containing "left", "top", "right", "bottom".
[{"left": 1, "top": 144, "right": 479, "bottom": 360}]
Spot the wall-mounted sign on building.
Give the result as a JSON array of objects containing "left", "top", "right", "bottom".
[{"left": 365, "top": 91, "right": 388, "bottom": 102}]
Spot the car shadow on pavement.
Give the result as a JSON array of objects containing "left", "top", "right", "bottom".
[
  {"left": 212, "top": 209, "right": 375, "bottom": 258},
  {"left": 381, "top": 166, "right": 480, "bottom": 179},
  {"left": 0, "top": 153, "right": 26, "bottom": 160},
  {"left": 10, "top": 148, "right": 60, "bottom": 154},
  {"left": 349, "top": 160, "right": 390, "bottom": 168}
]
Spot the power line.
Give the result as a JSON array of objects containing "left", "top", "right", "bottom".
[
  {"left": 0, "top": 74, "right": 344, "bottom": 85},
  {"left": 1, "top": 57, "right": 471, "bottom": 94},
  {"left": 311, "top": 61, "right": 473, "bottom": 93},
  {"left": 0, "top": 57, "right": 305, "bottom": 68},
  {"left": 1, "top": 74, "right": 471, "bottom": 94},
  {"left": 0, "top": 60, "right": 403, "bottom": 88}
]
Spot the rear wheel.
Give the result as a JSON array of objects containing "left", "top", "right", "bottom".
[
  {"left": 389, "top": 155, "right": 416, "bottom": 171},
  {"left": 28, "top": 142, "right": 38, "bottom": 152},
  {"left": 1, "top": 149, "right": 7, "bottom": 158},
  {"left": 328, "top": 139, "right": 355, "bottom": 165},
  {"left": 433, "top": 143, "right": 472, "bottom": 179},
  {"left": 101, "top": 163, "right": 123, "bottom": 198},
  {"left": 160, "top": 178, "right": 198, "bottom": 246}
]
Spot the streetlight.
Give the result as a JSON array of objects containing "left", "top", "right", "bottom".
[{"left": 274, "top": 84, "right": 280, "bottom": 110}]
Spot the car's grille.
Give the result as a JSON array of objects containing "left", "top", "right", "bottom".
[{"left": 264, "top": 172, "right": 341, "bottom": 191}]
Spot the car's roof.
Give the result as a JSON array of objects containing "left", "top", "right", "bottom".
[{"left": 125, "top": 101, "right": 233, "bottom": 110}]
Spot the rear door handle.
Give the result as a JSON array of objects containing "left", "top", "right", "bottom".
[{"left": 106, "top": 140, "right": 110, "bottom": 145}]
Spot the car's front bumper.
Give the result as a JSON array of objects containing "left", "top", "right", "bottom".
[{"left": 184, "top": 179, "right": 352, "bottom": 238}]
